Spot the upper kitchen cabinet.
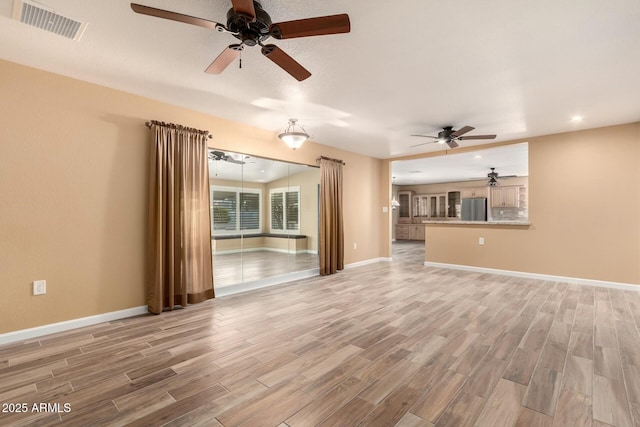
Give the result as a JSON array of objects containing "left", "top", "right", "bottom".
[
  {"left": 398, "top": 190, "right": 414, "bottom": 223},
  {"left": 447, "top": 191, "right": 461, "bottom": 218},
  {"left": 461, "top": 187, "right": 488, "bottom": 198},
  {"left": 490, "top": 186, "right": 526, "bottom": 208},
  {"left": 412, "top": 193, "right": 446, "bottom": 221}
]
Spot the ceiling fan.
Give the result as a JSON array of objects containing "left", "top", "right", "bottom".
[
  {"left": 411, "top": 126, "right": 497, "bottom": 149},
  {"left": 487, "top": 167, "right": 517, "bottom": 185},
  {"left": 209, "top": 150, "right": 245, "bottom": 164},
  {"left": 130, "top": 1, "right": 351, "bottom": 81}
]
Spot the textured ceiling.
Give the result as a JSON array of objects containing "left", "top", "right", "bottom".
[{"left": 1, "top": 0, "right": 639, "bottom": 159}]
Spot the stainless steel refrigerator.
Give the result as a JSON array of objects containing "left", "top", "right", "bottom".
[{"left": 461, "top": 197, "right": 487, "bottom": 221}]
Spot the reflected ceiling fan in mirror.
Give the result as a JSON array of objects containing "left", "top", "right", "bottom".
[
  {"left": 208, "top": 150, "right": 245, "bottom": 164},
  {"left": 130, "top": 0, "right": 350, "bottom": 81},
  {"left": 411, "top": 126, "right": 497, "bottom": 149}
]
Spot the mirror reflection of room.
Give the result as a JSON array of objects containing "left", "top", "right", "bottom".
[{"left": 208, "top": 149, "right": 319, "bottom": 288}]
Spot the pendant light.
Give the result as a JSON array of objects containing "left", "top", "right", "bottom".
[
  {"left": 278, "top": 118, "right": 309, "bottom": 150},
  {"left": 391, "top": 177, "right": 400, "bottom": 209}
]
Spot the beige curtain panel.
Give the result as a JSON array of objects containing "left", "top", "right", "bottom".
[
  {"left": 319, "top": 158, "right": 344, "bottom": 275},
  {"left": 147, "top": 121, "right": 214, "bottom": 314}
]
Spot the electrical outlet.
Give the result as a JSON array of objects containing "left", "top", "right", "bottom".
[
  {"left": 33, "top": 280, "right": 46, "bottom": 295},
  {"left": 479, "top": 237, "right": 485, "bottom": 246}
]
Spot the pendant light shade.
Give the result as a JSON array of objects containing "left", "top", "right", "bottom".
[
  {"left": 391, "top": 197, "right": 400, "bottom": 209},
  {"left": 391, "top": 177, "right": 400, "bottom": 209},
  {"left": 278, "top": 118, "right": 309, "bottom": 150}
]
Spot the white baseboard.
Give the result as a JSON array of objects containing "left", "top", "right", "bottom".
[
  {"left": 345, "top": 257, "right": 393, "bottom": 270},
  {"left": 423, "top": 262, "right": 640, "bottom": 292},
  {"left": 214, "top": 247, "right": 311, "bottom": 255},
  {"left": 0, "top": 306, "right": 148, "bottom": 346}
]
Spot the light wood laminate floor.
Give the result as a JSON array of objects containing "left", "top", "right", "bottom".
[
  {"left": 392, "top": 240, "right": 426, "bottom": 264},
  {"left": 2, "top": 261, "right": 640, "bottom": 426}
]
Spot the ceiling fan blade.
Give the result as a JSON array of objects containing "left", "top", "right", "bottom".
[
  {"left": 270, "top": 14, "right": 350, "bottom": 39},
  {"left": 446, "top": 140, "right": 460, "bottom": 149},
  {"left": 261, "top": 44, "right": 311, "bottom": 81},
  {"left": 451, "top": 126, "right": 474, "bottom": 137},
  {"left": 231, "top": 0, "right": 256, "bottom": 20},
  {"left": 205, "top": 46, "right": 240, "bottom": 74},
  {"left": 130, "top": 3, "right": 221, "bottom": 30},
  {"left": 226, "top": 158, "right": 246, "bottom": 165},
  {"left": 410, "top": 135, "right": 438, "bottom": 138},
  {"left": 410, "top": 141, "right": 438, "bottom": 147},
  {"left": 458, "top": 134, "right": 497, "bottom": 140}
]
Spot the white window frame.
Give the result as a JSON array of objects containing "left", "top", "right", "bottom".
[
  {"left": 269, "top": 186, "right": 301, "bottom": 234},
  {"left": 210, "top": 185, "right": 262, "bottom": 236}
]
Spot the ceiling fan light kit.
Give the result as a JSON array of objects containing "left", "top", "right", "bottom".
[
  {"left": 278, "top": 118, "right": 309, "bottom": 150},
  {"left": 131, "top": 0, "right": 350, "bottom": 81}
]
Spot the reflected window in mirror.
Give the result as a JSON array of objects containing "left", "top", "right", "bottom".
[
  {"left": 211, "top": 187, "right": 262, "bottom": 235},
  {"left": 270, "top": 187, "right": 300, "bottom": 233}
]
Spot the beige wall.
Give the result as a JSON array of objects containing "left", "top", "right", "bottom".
[
  {"left": 0, "top": 59, "right": 387, "bottom": 334},
  {"left": 424, "top": 123, "right": 640, "bottom": 284}
]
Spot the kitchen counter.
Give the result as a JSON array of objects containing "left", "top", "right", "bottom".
[{"left": 422, "top": 220, "right": 530, "bottom": 226}]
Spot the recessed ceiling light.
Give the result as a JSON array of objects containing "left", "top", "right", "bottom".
[
  {"left": 571, "top": 115, "right": 584, "bottom": 122},
  {"left": 474, "top": 155, "right": 482, "bottom": 159},
  {"left": 409, "top": 170, "right": 422, "bottom": 174}
]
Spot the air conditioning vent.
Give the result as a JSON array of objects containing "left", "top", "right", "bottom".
[{"left": 12, "top": 0, "right": 87, "bottom": 41}]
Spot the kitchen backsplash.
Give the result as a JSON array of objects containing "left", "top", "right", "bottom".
[{"left": 490, "top": 207, "right": 528, "bottom": 221}]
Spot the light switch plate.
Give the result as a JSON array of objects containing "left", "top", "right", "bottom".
[{"left": 479, "top": 237, "right": 485, "bottom": 246}]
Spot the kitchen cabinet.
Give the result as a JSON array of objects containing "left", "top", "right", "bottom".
[
  {"left": 396, "top": 224, "right": 425, "bottom": 240},
  {"left": 395, "top": 225, "right": 410, "bottom": 239},
  {"left": 395, "top": 224, "right": 425, "bottom": 241},
  {"left": 431, "top": 194, "right": 446, "bottom": 217},
  {"left": 491, "top": 186, "right": 524, "bottom": 208},
  {"left": 409, "top": 224, "right": 425, "bottom": 240},
  {"left": 397, "top": 191, "right": 414, "bottom": 223},
  {"left": 412, "top": 193, "right": 446, "bottom": 219},
  {"left": 412, "top": 195, "right": 428, "bottom": 219},
  {"left": 461, "top": 187, "right": 488, "bottom": 198},
  {"left": 447, "top": 191, "right": 461, "bottom": 218}
]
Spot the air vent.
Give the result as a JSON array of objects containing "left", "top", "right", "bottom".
[{"left": 12, "top": 0, "right": 87, "bottom": 41}]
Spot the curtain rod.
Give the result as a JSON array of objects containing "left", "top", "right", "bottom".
[
  {"left": 145, "top": 121, "right": 212, "bottom": 139},
  {"left": 317, "top": 156, "right": 346, "bottom": 165}
]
